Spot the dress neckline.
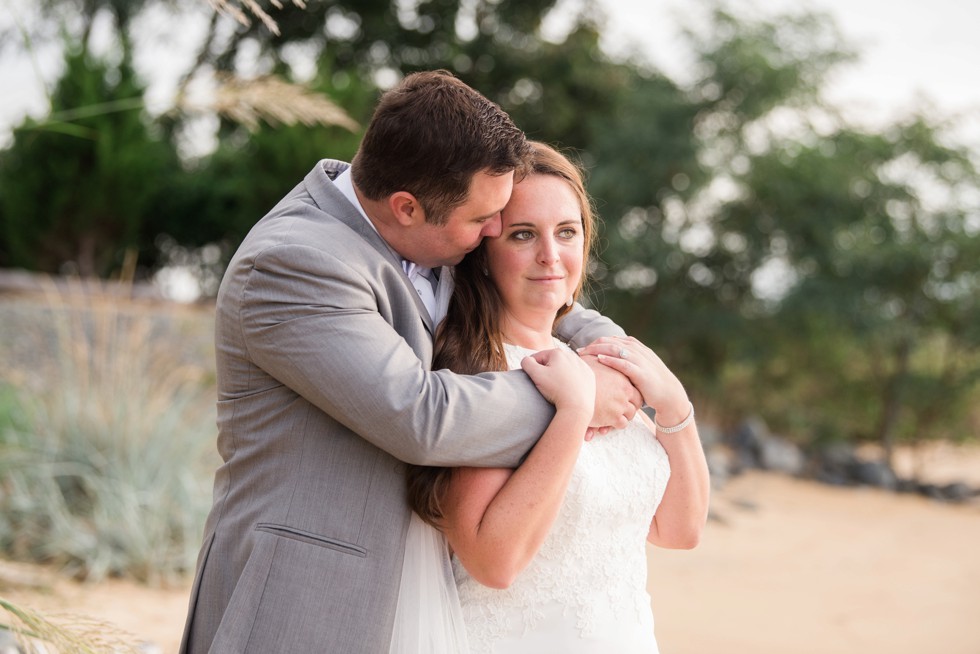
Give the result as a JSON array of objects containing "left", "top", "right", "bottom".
[{"left": 504, "top": 337, "right": 566, "bottom": 353}]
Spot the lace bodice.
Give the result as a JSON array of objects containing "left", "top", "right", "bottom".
[{"left": 452, "top": 340, "right": 671, "bottom": 653}]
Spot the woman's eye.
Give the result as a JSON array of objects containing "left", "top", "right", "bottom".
[
  {"left": 558, "top": 228, "right": 578, "bottom": 239},
  {"left": 512, "top": 230, "right": 533, "bottom": 241}
]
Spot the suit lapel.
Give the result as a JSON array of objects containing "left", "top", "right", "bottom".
[{"left": 303, "top": 162, "right": 436, "bottom": 335}]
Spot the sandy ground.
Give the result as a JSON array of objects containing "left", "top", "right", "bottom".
[
  {"left": 650, "top": 471, "right": 980, "bottom": 654},
  {"left": 3, "top": 443, "right": 979, "bottom": 654}
]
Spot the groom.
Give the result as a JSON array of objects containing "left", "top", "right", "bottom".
[{"left": 179, "top": 70, "right": 639, "bottom": 653}]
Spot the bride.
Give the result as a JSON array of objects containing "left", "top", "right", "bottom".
[{"left": 393, "top": 141, "right": 711, "bottom": 653}]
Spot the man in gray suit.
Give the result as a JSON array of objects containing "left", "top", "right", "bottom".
[{"left": 180, "top": 70, "right": 639, "bottom": 653}]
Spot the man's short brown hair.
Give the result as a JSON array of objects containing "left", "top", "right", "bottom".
[{"left": 351, "top": 70, "right": 530, "bottom": 225}]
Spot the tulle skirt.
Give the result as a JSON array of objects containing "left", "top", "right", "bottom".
[{"left": 389, "top": 512, "right": 470, "bottom": 654}]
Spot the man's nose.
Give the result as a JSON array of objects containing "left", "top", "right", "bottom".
[{"left": 481, "top": 214, "right": 502, "bottom": 238}]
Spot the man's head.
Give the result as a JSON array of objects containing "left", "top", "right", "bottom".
[{"left": 351, "top": 70, "right": 530, "bottom": 227}]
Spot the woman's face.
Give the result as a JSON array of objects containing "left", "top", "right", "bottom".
[{"left": 486, "top": 173, "right": 584, "bottom": 320}]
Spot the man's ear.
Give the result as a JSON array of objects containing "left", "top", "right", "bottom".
[{"left": 388, "top": 192, "right": 426, "bottom": 227}]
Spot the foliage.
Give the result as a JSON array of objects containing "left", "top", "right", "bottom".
[
  {"left": 0, "top": 0, "right": 362, "bottom": 277},
  {"left": 178, "top": 0, "right": 568, "bottom": 80},
  {"left": 584, "top": 5, "right": 852, "bottom": 390},
  {"left": 683, "top": 4, "right": 856, "bottom": 125},
  {"left": 0, "top": 45, "right": 180, "bottom": 276},
  {"left": 142, "top": 70, "right": 375, "bottom": 288},
  {"left": 0, "top": 282, "right": 217, "bottom": 583},
  {"left": 567, "top": 6, "right": 979, "bottom": 453},
  {"left": 698, "top": 106, "right": 980, "bottom": 450},
  {"left": 0, "top": 0, "right": 977, "bottom": 555}
]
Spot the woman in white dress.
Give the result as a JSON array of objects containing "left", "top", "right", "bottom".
[{"left": 396, "top": 141, "right": 711, "bottom": 653}]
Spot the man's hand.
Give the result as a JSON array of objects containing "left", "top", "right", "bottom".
[{"left": 579, "top": 353, "right": 643, "bottom": 435}]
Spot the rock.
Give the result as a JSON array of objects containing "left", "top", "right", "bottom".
[
  {"left": 815, "top": 469, "right": 853, "bottom": 487},
  {"left": 728, "top": 416, "right": 806, "bottom": 476},
  {"left": 918, "top": 482, "right": 944, "bottom": 500},
  {"left": 731, "top": 416, "right": 770, "bottom": 468},
  {"left": 705, "top": 447, "right": 734, "bottom": 488},
  {"left": 811, "top": 443, "right": 860, "bottom": 486},
  {"left": 817, "top": 442, "right": 859, "bottom": 470},
  {"left": 697, "top": 423, "right": 724, "bottom": 449},
  {"left": 895, "top": 477, "right": 920, "bottom": 494},
  {"left": 937, "top": 482, "right": 975, "bottom": 503},
  {"left": 757, "top": 436, "right": 806, "bottom": 476},
  {"left": 852, "top": 460, "right": 898, "bottom": 490}
]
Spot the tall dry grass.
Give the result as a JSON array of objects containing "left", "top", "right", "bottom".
[
  {"left": 0, "top": 277, "right": 218, "bottom": 585},
  {"left": 0, "top": 596, "right": 140, "bottom": 653},
  {"left": 207, "top": 0, "right": 306, "bottom": 36}
]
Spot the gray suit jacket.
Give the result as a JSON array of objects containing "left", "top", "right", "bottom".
[{"left": 180, "top": 160, "right": 624, "bottom": 653}]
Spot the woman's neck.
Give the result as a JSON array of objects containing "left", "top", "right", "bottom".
[{"left": 500, "top": 311, "right": 555, "bottom": 351}]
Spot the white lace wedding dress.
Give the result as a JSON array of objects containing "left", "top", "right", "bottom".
[{"left": 451, "top": 341, "right": 672, "bottom": 653}]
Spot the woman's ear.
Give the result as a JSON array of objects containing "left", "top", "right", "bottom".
[{"left": 388, "top": 192, "right": 426, "bottom": 227}]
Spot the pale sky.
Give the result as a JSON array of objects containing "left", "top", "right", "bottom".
[
  {"left": 1, "top": 0, "right": 978, "bottom": 147},
  {"left": 595, "top": 0, "right": 980, "bottom": 144}
]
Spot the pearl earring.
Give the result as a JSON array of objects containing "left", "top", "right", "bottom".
[{"left": 565, "top": 296, "right": 574, "bottom": 307}]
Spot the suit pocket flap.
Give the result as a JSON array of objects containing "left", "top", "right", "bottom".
[{"left": 254, "top": 523, "right": 367, "bottom": 557}]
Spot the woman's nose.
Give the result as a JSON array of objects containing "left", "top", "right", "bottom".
[{"left": 537, "top": 238, "right": 559, "bottom": 264}]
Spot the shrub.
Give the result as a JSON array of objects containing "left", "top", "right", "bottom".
[{"left": 0, "top": 279, "right": 217, "bottom": 584}]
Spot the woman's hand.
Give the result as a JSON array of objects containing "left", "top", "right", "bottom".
[
  {"left": 521, "top": 347, "right": 596, "bottom": 417},
  {"left": 577, "top": 336, "right": 689, "bottom": 426},
  {"left": 579, "top": 336, "right": 710, "bottom": 550}
]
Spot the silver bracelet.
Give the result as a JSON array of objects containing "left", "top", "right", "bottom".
[{"left": 654, "top": 402, "right": 695, "bottom": 433}]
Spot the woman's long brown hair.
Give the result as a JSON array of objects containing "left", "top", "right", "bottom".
[{"left": 406, "top": 141, "right": 597, "bottom": 527}]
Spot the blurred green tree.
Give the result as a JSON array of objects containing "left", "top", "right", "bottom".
[
  {"left": 0, "top": 44, "right": 180, "bottom": 276},
  {"left": 722, "top": 118, "right": 980, "bottom": 455},
  {"left": 586, "top": 6, "right": 855, "bottom": 397},
  {"left": 1, "top": 0, "right": 977, "bottom": 453}
]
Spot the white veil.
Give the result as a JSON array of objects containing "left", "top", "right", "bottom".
[{"left": 389, "top": 512, "right": 471, "bottom": 654}]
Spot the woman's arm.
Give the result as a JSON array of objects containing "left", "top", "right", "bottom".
[
  {"left": 579, "top": 336, "right": 710, "bottom": 549},
  {"left": 637, "top": 411, "right": 709, "bottom": 548},
  {"left": 440, "top": 347, "right": 594, "bottom": 589}
]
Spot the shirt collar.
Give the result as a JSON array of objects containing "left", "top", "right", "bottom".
[
  {"left": 334, "top": 167, "right": 428, "bottom": 278},
  {"left": 333, "top": 167, "right": 376, "bottom": 234}
]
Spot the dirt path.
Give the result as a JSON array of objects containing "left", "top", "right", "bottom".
[{"left": 3, "top": 444, "right": 979, "bottom": 653}]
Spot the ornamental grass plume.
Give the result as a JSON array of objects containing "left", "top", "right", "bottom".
[
  {"left": 186, "top": 74, "right": 361, "bottom": 133},
  {"left": 207, "top": 0, "right": 307, "bottom": 36},
  {"left": 0, "top": 596, "right": 139, "bottom": 653},
  {"left": 193, "top": 0, "right": 360, "bottom": 133}
]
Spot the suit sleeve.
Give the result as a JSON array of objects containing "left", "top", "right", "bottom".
[
  {"left": 238, "top": 243, "right": 553, "bottom": 468},
  {"left": 555, "top": 302, "right": 626, "bottom": 347}
]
